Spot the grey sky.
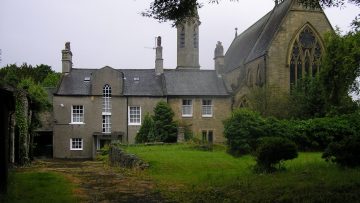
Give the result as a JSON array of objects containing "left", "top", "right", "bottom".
[{"left": 0, "top": 0, "right": 358, "bottom": 72}]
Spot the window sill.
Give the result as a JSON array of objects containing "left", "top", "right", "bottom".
[
  {"left": 182, "top": 115, "right": 193, "bottom": 118},
  {"left": 70, "top": 149, "right": 83, "bottom": 151},
  {"left": 128, "top": 123, "right": 141, "bottom": 126},
  {"left": 202, "top": 115, "right": 213, "bottom": 118},
  {"left": 69, "top": 122, "right": 85, "bottom": 125}
]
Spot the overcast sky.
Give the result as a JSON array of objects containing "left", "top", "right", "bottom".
[{"left": 0, "top": 0, "right": 358, "bottom": 72}]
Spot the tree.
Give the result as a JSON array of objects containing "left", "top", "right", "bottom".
[
  {"left": 320, "top": 30, "right": 360, "bottom": 114},
  {"left": 0, "top": 63, "right": 55, "bottom": 165},
  {"left": 135, "top": 113, "right": 155, "bottom": 143},
  {"left": 153, "top": 101, "right": 178, "bottom": 142},
  {"left": 143, "top": 0, "right": 360, "bottom": 24},
  {"left": 289, "top": 76, "right": 327, "bottom": 119},
  {"left": 223, "top": 108, "right": 267, "bottom": 156},
  {"left": 42, "top": 72, "right": 61, "bottom": 87}
]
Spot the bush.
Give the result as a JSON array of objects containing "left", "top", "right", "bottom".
[
  {"left": 322, "top": 135, "right": 360, "bottom": 167},
  {"left": 135, "top": 113, "right": 155, "bottom": 143},
  {"left": 223, "top": 108, "right": 266, "bottom": 156},
  {"left": 255, "top": 137, "right": 298, "bottom": 172},
  {"left": 224, "top": 108, "right": 360, "bottom": 154},
  {"left": 153, "top": 101, "right": 178, "bottom": 143}
]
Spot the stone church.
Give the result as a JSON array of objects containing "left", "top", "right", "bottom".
[{"left": 53, "top": 0, "right": 332, "bottom": 158}]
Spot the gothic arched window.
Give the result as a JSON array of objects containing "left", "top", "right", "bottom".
[
  {"left": 289, "top": 25, "right": 322, "bottom": 85},
  {"left": 103, "top": 84, "right": 111, "bottom": 113}
]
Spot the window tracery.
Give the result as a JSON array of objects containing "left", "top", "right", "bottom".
[{"left": 290, "top": 25, "right": 322, "bottom": 85}]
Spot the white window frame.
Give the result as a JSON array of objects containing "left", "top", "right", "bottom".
[
  {"left": 102, "top": 84, "right": 112, "bottom": 114},
  {"left": 128, "top": 106, "right": 141, "bottom": 125},
  {"left": 71, "top": 105, "right": 84, "bottom": 124},
  {"left": 102, "top": 115, "right": 111, "bottom": 133},
  {"left": 70, "top": 138, "right": 83, "bottom": 150},
  {"left": 202, "top": 99, "right": 213, "bottom": 117},
  {"left": 182, "top": 99, "right": 193, "bottom": 117}
]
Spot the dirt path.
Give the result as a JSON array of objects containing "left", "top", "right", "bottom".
[{"left": 27, "top": 159, "right": 165, "bottom": 203}]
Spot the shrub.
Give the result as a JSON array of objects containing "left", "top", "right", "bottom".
[
  {"left": 322, "top": 135, "right": 360, "bottom": 167},
  {"left": 136, "top": 113, "right": 155, "bottom": 143},
  {"left": 153, "top": 101, "right": 178, "bottom": 143},
  {"left": 223, "top": 108, "right": 266, "bottom": 156},
  {"left": 255, "top": 137, "right": 298, "bottom": 172}
]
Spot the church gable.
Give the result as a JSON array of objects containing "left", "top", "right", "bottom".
[{"left": 266, "top": 0, "right": 333, "bottom": 91}]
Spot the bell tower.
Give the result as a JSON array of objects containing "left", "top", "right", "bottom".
[{"left": 176, "top": 12, "right": 200, "bottom": 70}]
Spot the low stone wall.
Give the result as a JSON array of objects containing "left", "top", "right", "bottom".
[{"left": 109, "top": 146, "right": 149, "bottom": 170}]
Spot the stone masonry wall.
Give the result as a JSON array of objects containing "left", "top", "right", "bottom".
[{"left": 109, "top": 145, "right": 149, "bottom": 170}]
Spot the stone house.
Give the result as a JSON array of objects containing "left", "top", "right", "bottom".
[{"left": 53, "top": 0, "right": 333, "bottom": 159}]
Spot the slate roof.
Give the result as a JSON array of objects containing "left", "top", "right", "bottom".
[
  {"left": 122, "top": 69, "right": 164, "bottom": 96},
  {"left": 224, "top": 0, "right": 292, "bottom": 73},
  {"left": 56, "top": 68, "right": 229, "bottom": 97},
  {"left": 164, "top": 69, "right": 229, "bottom": 96},
  {"left": 57, "top": 69, "right": 93, "bottom": 95}
]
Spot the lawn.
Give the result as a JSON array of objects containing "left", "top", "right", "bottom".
[
  {"left": 1, "top": 171, "right": 77, "bottom": 203},
  {"left": 124, "top": 144, "right": 360, "bottom": 202}
]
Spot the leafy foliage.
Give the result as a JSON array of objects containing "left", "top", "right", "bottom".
[
  {"left": 136, "top": 113, "right": 156, "bottom": 143},
  {"left": 142, "top": 0, "right": 200, "bottom": 24},
  {"left": 223, "top": 108, "right": 266, "bottom": 156},
  {"left": 224, "top": 109, "right": 360, "bottom": 155},
  {"left": 153, "top": 101, "right": 178, "bottom": 142},
  {"left": 323, "top": 135, "right": 360, "bottom": 167},
  {"left": 143, "top": 0, "right": 360, "bottom": 24},
  {"left": 320, "top": 31, "right": 360, "bottom": 114},
  {"left": 0, "top": 63, "right": 54, "bottom": 86},
  {"left": 42, "top": 72, "right": 61, "bottom": 87},
  {"left": 1, "top": 63, "right": 58, "bottom": 165},
  {"left": 255, "top": 137, "right": 298, "bottom": 172},
  {"left": 290, "top": 76, "right": 327, "bottom": 119}
]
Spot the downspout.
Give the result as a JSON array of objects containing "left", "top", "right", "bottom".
[
  {"left": 264, "top": 52, "right": 268, "bottom": 110},
  {"left": 126, "top": 97, "right": 129, "bottom": 144}
]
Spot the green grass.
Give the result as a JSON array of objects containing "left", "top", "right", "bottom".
[
  {"left": 1, "top": 171, "right": 77, "bottom": 203},
  {"left": 124, "top": 144, "right": 360, "bottom": 202}
]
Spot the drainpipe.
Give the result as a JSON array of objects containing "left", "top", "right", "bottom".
[{"left": 126, "top": 97, "right": 129, "bottom": 145}]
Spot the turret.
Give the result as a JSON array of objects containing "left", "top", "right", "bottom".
[
  {"left": 176, "top": 12, "right": 200, "bottom": 70},
  {"left": 62, "top": 42, "right": 72, "bottom": 74}
]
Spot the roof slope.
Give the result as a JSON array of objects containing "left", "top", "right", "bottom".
[
  {"left": 56, "top": 68, "right": 229, "bottom": 96},
  {"left": 122, "top": 69, "right": 164, "bottom": 96},
  {"left": 56, "top": 68, "right": 164, "bottom": 96},
  {"left": 164, "top": 69, "right": 229, "bottom": 96},
  {"left": 224, "top": 0, "right": 292, "bottom": 73},
  {"left": 57, "top": 69, "right": 94, "bottom": 95}
]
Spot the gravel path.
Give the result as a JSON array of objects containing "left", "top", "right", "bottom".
[{"left": 29, "top": 159, "right": 165, "bottom": 203}]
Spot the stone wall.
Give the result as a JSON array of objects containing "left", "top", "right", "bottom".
[{"left": 109, "top": 145, "right": 149, "bottom": 170}]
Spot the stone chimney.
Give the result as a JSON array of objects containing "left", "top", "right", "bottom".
[
  {"left": 155, "top": 36, "right": 164, "bottom": 75},
  {"left": 214, "top": 41, "right": 224, "bottom": 75},
  {"left": 62, "top": 42, "right": 72, "bottom": 74}
]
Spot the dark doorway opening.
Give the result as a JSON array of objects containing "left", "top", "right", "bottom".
[{"left": 33, "top": 131, "right": 53, "bottom": 158}]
